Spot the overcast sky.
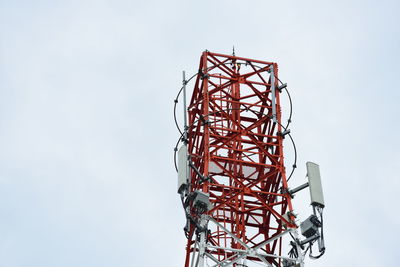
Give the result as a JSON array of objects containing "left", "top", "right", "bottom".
[{"left": 0, "top": 0, "right": 399, "bottom": 266}]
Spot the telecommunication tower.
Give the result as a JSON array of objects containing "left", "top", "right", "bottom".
[{"left": 174, "top": 51, "right": 325, "bottom": 267}]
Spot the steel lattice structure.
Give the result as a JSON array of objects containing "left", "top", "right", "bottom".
[{"left": 180, "top": 51, "right": 302, "bottom": 267}]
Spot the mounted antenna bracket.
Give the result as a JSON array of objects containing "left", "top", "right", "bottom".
[
  {"left": 288, "top": 182, "right": 309, "bottom": 198},
  {"left": 282, "top": 211, "right": 296, "bottom": 228}
]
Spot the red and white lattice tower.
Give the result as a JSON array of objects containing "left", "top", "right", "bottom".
[{"left": 177, "top": 51, "right": 304, "bottom": 267}]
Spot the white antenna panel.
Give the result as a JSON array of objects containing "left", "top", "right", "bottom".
[
  {"left": 177, "top": 145, "right": 188, "bottom": 193},
  {"left": 306, "top": 162, "right": 325, "bottom": 207}
]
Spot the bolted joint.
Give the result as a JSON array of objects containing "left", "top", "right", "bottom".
[
  {"left": 278, "top": 129, "right": 291, "bottom": 138},
  {"left": 198, "top": 69, "right": 209, "bottom": 80},
  {"left": 199, "top": 175, "right": 211, "bottom": 184},
  {"left": 278, "top": 83, "right": 287, "bottom": 92},
  {"left": 201, "top": 119, "right": 210, "bottom": 126}
]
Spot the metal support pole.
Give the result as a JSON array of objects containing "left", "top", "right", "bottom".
[
  {"left": 197, "top": 215, "right": 208, "bottom": 267},
  {"left": 183, "top": 71, "right": 188, "bottom": 138},
  {"left": 183, "top": 71, "right": 190, "bottom": 193},
  {"left": 312, "top": 206, "right": 325, "bottom": 252},
  {"left": 292, "top": 230, "right": 305, "bottom": 267},
  {"left": 289, "top": 182, "right": 309, "bottom": 196},
  {"left": 270, "top": 65, "right": 277, "bottom": 123}
]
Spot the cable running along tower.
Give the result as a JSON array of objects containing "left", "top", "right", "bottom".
[{"left": 174, "top": 51, "right": 326, "bottom": 267}]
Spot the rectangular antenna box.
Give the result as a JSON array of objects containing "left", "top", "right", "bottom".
[
  {"left": 300, "top": 214, "right": 319, "bottom": 238},
  {"left": 306, "top": 162, "right": 325, "bottom": 207},
  {"left": 194, "top": 191, "right": 212, "bottom": 211},
  {"left": 177, "top": 145, "right": 188, "bottom": 193}
]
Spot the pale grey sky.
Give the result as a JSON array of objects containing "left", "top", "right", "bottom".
[{"left": 0, "top": 0, "right": 399, "bottom": 266}]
